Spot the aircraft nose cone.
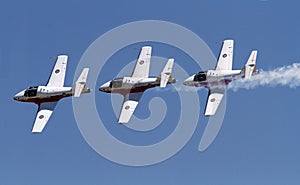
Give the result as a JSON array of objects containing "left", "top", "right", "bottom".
[
  {"left": 99, "top": 81, "right": 111, "bottom": 92},
  {"left": 183, "top": 75, "right": 195, "bottom": 86},
  {"left": 13, "top": 91, "right": 24, "bottom": 101}
]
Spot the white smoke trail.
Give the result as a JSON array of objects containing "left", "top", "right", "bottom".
[{"left": 228, "top": 63, "right": 300, "bottom": 91}]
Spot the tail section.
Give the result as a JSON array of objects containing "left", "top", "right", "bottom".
[
  {"left": 243, "top": 50, "right": 257, "bottom": 79},
  {"left": 160, "top": 58, "right": 174, "bottom": 88},
  {"left": 73, "top": 68, "right": 89, "bottom": 97}
]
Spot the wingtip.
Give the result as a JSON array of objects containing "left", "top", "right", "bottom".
[
  {"left": 251, "top": 50, "right": 258, "bottom": 54},
  {"left": 204, "top": 110, "right": 215, "bottom": 117},
  {"left": 118, "top": 117, "right": 129, "bottom": 124},
  {"left": 31, "top": 131, "right": 42, "bottom": 134},
  {"left": 141, "top": 46, "right": 152, "bottom": 51},
  {"left": 117, "top": 120, "right": 127, "bottom": 124},
  {"left": 224, "top": 39, "right": 234, "bottom": 42},
  {"left": 57, "top": 54, "right": 68, "bottom": 58}
]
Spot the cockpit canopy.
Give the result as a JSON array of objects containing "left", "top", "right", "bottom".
[
  {"left": 24, "top": 86, "right": 38, "bottom": 97},
  {"left": 110, "top": 77, "right": 123, "bottom": 88},
  {"left": 193, "top": 72, "right": 207, "bottom": 82}
]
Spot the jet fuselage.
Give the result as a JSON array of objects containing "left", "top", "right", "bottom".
[
  {"left": 14, "top": 85, "right": 90, "bottom": 104},
  {"left": 183, "top": 69, "right": 256, "bottom": 88},
  {"left": 99, "top": 76, "right": 175, "bottom": 95}
]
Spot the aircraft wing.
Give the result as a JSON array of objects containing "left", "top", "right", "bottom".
[
  {"left": 215, "top": 40, "right": 234, "bottom": 71},
  {"left": 204, "top": 86, "right": 226, "bottom": 116},
  {"left": 32, "top": 102, "right": 57, "bottom": 133},
  {"left": 118, "top": 92, "right": 143, "bottom": 123},
  {"left": 131, "top": 46, "right": 152, "bottom": 78},
  {"left": 47, "top": 55, "right": 68, "bottom": 87}
]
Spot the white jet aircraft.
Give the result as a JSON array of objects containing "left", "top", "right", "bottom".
[
  {"left": 99, "top": 46, "right": 175, "bottom": 123},
  {"left": 183, "top": 39, "right": 258, "bottom": 116},
  {"left": 14, "top": 55, "right": 90, "bottom": 133}
]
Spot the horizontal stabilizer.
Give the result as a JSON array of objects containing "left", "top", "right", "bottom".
[
  {"left": 74, "top": 68, "right": 89, "bottom": 97},
  {"left": 160, "top": 58, "right": 174, "bottom": 88},
  {"left": 244, "top": 50, "right": 257, "bottom": 79}
]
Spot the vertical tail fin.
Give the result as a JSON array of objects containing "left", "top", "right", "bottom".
[
  {"left": 74, "top": 68, "right": 89, "bottom": 97},
  {"left": 244, "top": 50, "right": 257, "bottom": 79},
  {"left": 160, "top": 58, "right": 174, "bottom": 88}
]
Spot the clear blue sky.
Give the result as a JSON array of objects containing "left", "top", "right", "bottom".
[{"left": 1, "top": 0, "right": 300, "bottom": 184}]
